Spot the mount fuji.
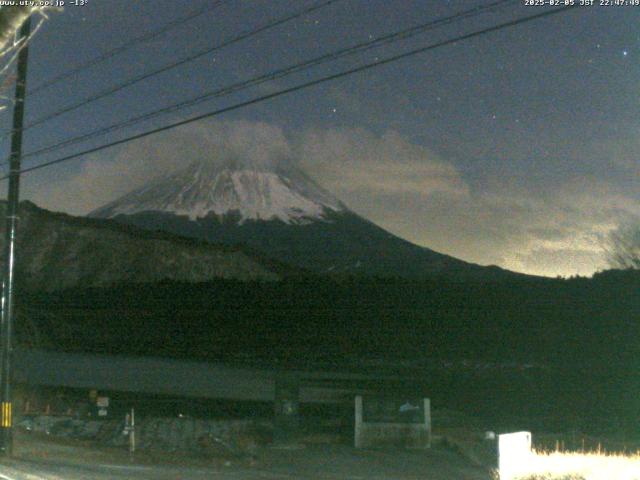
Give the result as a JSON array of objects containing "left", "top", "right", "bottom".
[
  {"left": 90, "top": 158, "right": 509, "bottom": 278},
  {"left": 92, "top": 159, "right": 346, "bottom": 225}
]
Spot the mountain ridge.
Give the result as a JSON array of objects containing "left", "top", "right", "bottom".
[{"left": 0, "top": 201, "right": 284, "bottom": 292}]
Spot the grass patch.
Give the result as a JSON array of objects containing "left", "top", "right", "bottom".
[{"left": 498, "top": 450, "right": 640, "bottom": 480}]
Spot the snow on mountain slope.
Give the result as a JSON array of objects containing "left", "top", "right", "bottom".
[{"left": 91, "top": 160, "right": 345, "bottom": 224}]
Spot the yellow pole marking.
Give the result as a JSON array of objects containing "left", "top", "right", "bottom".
[{"left": 1, "top": 402, "right": 11, "bottom": 428}]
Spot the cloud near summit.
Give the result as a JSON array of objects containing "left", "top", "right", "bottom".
[
  {"left": 22, "top": 119, "right": 467, "bottom": 214},
  {"left": 297, "top": 128, "right": 469, "bottom": 198}
]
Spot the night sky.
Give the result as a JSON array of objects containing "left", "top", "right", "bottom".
[{"left": 1, "top": 0, "right": 638, "bottom": 277}]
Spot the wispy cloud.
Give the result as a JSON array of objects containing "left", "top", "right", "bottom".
[{"left": 298, "top": 128, "right": 469, "bottom": 197}]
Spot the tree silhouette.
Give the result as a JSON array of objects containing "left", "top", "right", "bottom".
[{"left": 605, "top": 224, "right": 640, "bottom": 269}]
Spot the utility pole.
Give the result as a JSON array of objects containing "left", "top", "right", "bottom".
[{"left": 0, "top": 15, "right": 31, "bottom": 456}]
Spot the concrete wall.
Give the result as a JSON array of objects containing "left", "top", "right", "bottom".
[{"left": 354, "top": 396, "right": 431, "bottom": 449}]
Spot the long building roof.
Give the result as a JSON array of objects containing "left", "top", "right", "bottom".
[{"left": 13, "top": 349, "right": 411, "bottom": 403}]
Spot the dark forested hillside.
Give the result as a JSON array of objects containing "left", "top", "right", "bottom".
[{"left": 20, "top": 269, "right": 640, "bottom": 366}]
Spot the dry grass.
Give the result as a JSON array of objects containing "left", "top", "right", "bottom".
[{"left": 499, "top": 449, "right": 640, "bottom": 480}]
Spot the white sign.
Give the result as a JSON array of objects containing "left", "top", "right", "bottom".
[{"left": 499, "top": 431, "right": 532, "bottom": 480}]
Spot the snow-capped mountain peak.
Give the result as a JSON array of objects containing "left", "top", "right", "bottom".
[{"left": 91, "top": 160, "right": 345, "bottom": 224}]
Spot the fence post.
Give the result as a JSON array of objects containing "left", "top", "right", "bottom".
[{"left": 129, "top": 407, "right": 136, "bottom": 456}]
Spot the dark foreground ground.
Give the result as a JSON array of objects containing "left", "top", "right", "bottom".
[{"left": 0, "top": 431, "right": 491, "bottom": 480}]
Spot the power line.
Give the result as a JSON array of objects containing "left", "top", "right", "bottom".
[
  {"left": 27, "top": 1, "right": 228, "bottom": 97},
  {"left": 2, "top": 5, "right": 577, "bottom": 180},
  {"left": 7, "top": 0, "right": 343, "bottom": 137},
  {"left": 21, "top": 0, "right": 518, "bottom": 162}
]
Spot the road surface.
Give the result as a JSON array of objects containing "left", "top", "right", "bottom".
[{"left": 1, "top": 444, "right": 491, "bottom": 479}]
